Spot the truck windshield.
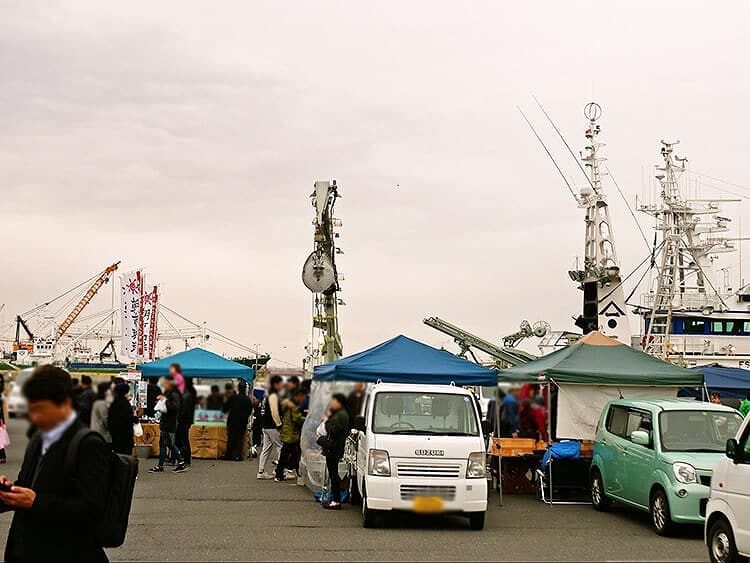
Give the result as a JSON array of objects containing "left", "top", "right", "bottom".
[
  {"left": 659, "top": 410, "right": 742, "bottom": 452},
  {"left": 372, "top": 392, "right": 479, "bottom": 436}
]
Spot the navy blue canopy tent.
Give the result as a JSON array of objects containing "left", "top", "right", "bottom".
[
  {"left": 138, "top": 347, "right": 254, "bottom": 383},
  {"left": 313, "top": 334, "right": 497, "bottom": 385},
  {"left": 682, "top": 363, "right": 750, "bottom": 399}
]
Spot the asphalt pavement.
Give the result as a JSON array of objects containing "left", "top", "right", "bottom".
[{"left": 0, "top": 418, "right": 708, "bottom": 562}]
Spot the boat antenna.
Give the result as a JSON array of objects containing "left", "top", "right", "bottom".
[
  {"left": 517, "top": 106, "right": 578, "bottom": 202},
  {"left": 532, "top": 95, "right": 596, "bottom": 193}
]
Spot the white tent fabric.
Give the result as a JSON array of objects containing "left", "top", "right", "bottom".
[{"left": 556, "top": 384, "right": 681, "bottom": 441}]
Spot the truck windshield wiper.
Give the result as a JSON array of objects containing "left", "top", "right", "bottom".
[{"left": 388, "top": 429, "right": 440, "bottom": 435}]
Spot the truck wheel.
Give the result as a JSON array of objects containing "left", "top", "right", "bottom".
[
  {"left": 468, "top": 511, "right": 485, "bottom": 531},
  {"left": 708, "top": 518, "right": 741, "bottom": 563},
  {"left": 362, "top": 486, "right": 378, "bottom": 528},
  {"left": 591, "top": 469, "right": 611, "bottom": 511},
  {"left": 650, "top": 489, "right": 674, "bottom": 536},
  {"left": 350, "top": 475, "right": 362, "bottom": 505}
]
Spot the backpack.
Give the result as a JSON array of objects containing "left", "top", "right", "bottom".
[{"left": 65, "top": 428, "right": 139, "bottom": 548}]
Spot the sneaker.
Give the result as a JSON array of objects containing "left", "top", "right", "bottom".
[
  {"left": 322, "top": 501, "right": 342, "bottom": 510},
  {"left": 173, "top": 463, "right": 188, "bottom": 473},
  {"left": 148, "top": 466, "right": 164, "bottom": 473},
  {"left": 256, "top": 472, "right": 274, "bottom": 480},
  {"left": 273, "top": 476, "right": 286, "bottom": 482}
]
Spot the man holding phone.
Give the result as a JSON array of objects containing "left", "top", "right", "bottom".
[{"left": 0, "top": 365, "right": 111, "bottom": 562}]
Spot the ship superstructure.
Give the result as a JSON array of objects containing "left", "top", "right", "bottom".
[
  {"left": 636, "top": 141, "right": 749, "bottom": 367},
  {"left": 568, "top": 103, "right": 631, "bottom": 342}
]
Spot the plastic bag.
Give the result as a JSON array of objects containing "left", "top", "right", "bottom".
[
  {"left": 133, "top": 422, "right": 144, "bottom": 437},
  {"left": 154, "top": 398, "right": 167, "bottom": 414}
]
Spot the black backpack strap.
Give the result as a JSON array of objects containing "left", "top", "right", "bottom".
[{"left": 64, "top": 427, "right": 97, "bottom": 478}]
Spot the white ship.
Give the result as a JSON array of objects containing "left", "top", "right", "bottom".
[{"left": 634, "top": 140, "right": 750, "bottom": 368}]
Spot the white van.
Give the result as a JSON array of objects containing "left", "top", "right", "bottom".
[
  {"left": 705, "top": 413, "right": 750, "bottom": 563},
  {"left": 351, "top": 383, "right": 488, "bottom": 530}
]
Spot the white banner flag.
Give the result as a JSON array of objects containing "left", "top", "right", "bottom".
[
  {"left": 142, "top": 284, "right": 159, "bottom": 361},
  {"left": 120, "top": 271, "right": 143, "bottom": 359}
]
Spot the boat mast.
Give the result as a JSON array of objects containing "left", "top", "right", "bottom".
[
  {"left": 570, "top": 103, "right": 631, "bottom": 342},
  {"left": 302, "top": 180, "right": 344, "bottom": 368}
]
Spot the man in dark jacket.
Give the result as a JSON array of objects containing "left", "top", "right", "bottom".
[
  {"left": 321, "top": 393, "right": 350, "bottom": 510},
  {"left": 223, "top": 381, "right": 253, "bottom": 461},
  {"left": 176, "top": 378, "right": 196, "bottom": 466},
  {"left": 75, "top": 374, "right": 96, "bottom": 426},
  {"left": 145, "top": 377, "right": 161, "bottom": 418},
  {"left": 149, "top": 375, "right": 186, "bottom": 473},
  {"left": 108, "top": 383, "right": 136, "bottom": 455},
  {"left": 0, "top": 365, "right": 111, "bottom": 562}
]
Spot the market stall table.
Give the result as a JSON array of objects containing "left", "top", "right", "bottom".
[{"left": 135, "top": 423, "right": 246, "bottom": 459}]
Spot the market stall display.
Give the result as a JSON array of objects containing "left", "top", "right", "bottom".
[
  {"left": 497, "top": 331, "right": 702, "bottom": 501},
  {"left": 137, "top": 347, "right": 255, "bottom": 459}
]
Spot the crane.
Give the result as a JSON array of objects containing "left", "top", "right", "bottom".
[
  {"left": 55, "top": 262, "right": 120, "bottom": 341},
  {"left": 423, "top": 317, "right": 537, "bottom": 368}
]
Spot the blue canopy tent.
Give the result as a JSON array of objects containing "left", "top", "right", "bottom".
[
  {"left": 138, "top": 347, "right": 254, "bottom": 383},
  {"left": 313, "top": 334, "right": 497, "bottom": 385},
  {"left": 681, "top": 364, "right": 750, "bottom": 400}
]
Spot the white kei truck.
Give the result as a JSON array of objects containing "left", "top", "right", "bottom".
[{"left": 350, "top": 382, "right": 488, "bottom": 530}]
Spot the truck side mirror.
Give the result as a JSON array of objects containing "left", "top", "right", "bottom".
[
  {"left": 353, "top": 415, "right": 366, "bottom": 432},
  {"left": 726, "top": 438, "right": 740, "bottom": 462},
  {"left": 481, "top": 420, "right": 491, "bottom": 436}
]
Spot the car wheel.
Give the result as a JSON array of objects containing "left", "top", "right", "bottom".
[
  {"left": 468, "top": 511, "right": 485, "bottom": 531},
  {"left": 350, "top": 475, "right": 362, "bottom": 505},
  {"left": 591, "top": 469, "right": 612, "bottom": 511},
  {"left": 362, "top": 485, "right": 378, "bottom": 528},
  {"left": 708, "top": 518, "right": 741, "bottom": 563},
  {"left": 650, "top": 489, "right": 674, "bottom": 536}
]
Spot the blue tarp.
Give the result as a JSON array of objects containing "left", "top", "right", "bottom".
[
  {"left": 138, "top": 348, "right": 254, "bottom": 382},
  {"left": 313, "top": 334, "right": 497, "bottom": 385},
  {"left": 685, "top": 364, "right": 750, "bottom": 399}
]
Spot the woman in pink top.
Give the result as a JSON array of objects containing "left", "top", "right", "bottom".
[{"left": 169, "top": 363, "right": 186, "bottom": 394}]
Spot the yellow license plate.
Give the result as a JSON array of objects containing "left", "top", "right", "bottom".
[{"left": 413, "top": 496, "right": 444, "bottom": 513}]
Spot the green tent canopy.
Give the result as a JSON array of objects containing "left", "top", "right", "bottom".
[{"left": 498, "top": 331, "right": 702, "bottom": 386}]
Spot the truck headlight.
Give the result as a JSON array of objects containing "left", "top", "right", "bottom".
[
  {"left": 368, "top": 449, "right": 391, "bottom": 476},
  {"left": 672, "top": 462, "right": 697, "bottom": 484},
  {"left": 466, "top": 452, "right": 486, "bottom": 479}
]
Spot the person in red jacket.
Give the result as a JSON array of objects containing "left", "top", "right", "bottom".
[{"left": 520, "top": 397, "right": 548, "bottom": 442}]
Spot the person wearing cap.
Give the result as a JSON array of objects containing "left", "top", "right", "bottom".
[{"left": 108, "top": 383, "right": 137, "bottom": 455}]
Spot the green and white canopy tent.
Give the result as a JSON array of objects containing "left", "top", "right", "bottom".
[{"left": 498, "top": 331, "right": 703, "bottom": 440}]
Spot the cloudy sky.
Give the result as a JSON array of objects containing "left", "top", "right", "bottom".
[{"left": 2, "top": 2, "right": 750, "bottom": 366}]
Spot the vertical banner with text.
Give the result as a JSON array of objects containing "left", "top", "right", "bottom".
[
  {"left": 120, "top": 270, "right": 142, "bottom": 359},
  {"left": 142, "top": 285, "right": 159, "bottom": 361}
]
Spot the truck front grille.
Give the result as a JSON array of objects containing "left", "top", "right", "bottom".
[
  {"left": 396, "top": 463, "right": 461, "bottom": 479},
  {"left": 400, "top": 485, "right": 457, "bottom": 501}
]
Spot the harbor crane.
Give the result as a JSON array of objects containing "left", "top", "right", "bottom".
[
  {"left": 55, "top": 262, "right": 120, "bottom": 341},
  {"left": 423, "top": 317, "right": 538, "bottom": 368}
]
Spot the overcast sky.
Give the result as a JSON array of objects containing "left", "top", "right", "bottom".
[{"left": 2, "top": 2, "right": 750, "bottom": 367}]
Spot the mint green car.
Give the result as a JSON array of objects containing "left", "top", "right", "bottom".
[{"left": 591, "top": 398, "right": 743, "bottom": 535}]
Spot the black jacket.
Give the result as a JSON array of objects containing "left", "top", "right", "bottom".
[
  {"left": 223, "top": 393, "right": 253, "bottom": 429},
  {"left": 108, "top": 395, "right": 136, "bottom": 455},
  {"left": 159, "top": 388, "right": 181, "bottom": 433},
  {"left": 2, "top": 418, "right": 110, "bottom": 562},
  {"left": 75, "top": 386, "right": 96, "bottom": 426},
  {"left": 178, "top": 388, "right": 196, "bottom": 428},
  {"left": 324, "top": 408, "right": 350, "bottom": 460},
  {"left": 145, "top": 383, "right": 161, "bottom": 418}
]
